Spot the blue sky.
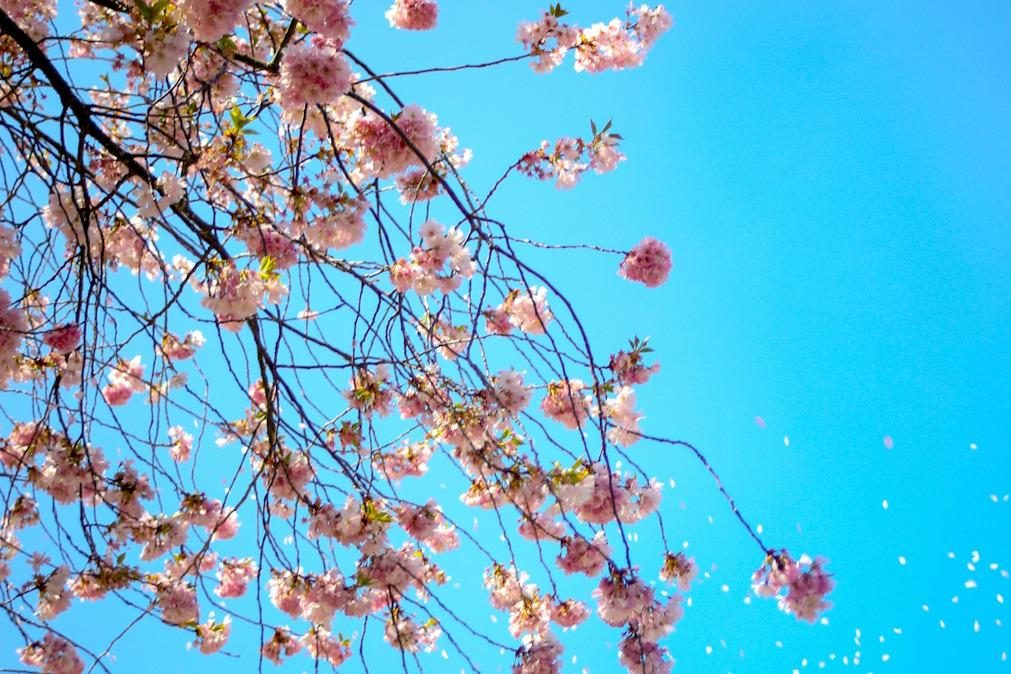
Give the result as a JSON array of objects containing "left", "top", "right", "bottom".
[{"left": 5, "top": 1, "right": 1011, "bottom": 673}]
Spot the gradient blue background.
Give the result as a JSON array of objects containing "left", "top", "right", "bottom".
[{"left": 5, "top": 1, "right": 1011, "bottom": 673}]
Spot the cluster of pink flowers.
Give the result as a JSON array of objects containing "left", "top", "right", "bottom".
[
  {"left": 0, "top": 0, "right": 56, "bottom": 41},
  {"left": 278, "top": 37, "right": 352, "bottom": 113},
  {"left": 375, "top": 440, "right": 433, "bottom": 480},
  {"left": 301, "top": 194, "right": 368, "bottom": 252},
  {"left": 516, "top": 9, "right": 579, "bottom": 74},
  {"left": 609, "top": 337, "right": 660, "bottom": 385},
  {"left": 517, "top": 5, "right": 672, "bottom": 74},
  {"left": 540, "top": 379, "right": 591, "bottom": 429},
  {"left": 159, "top": 330, "right": 205, "bottom": 360},
  {"left": 167, "top": 426, "right": 193, "bottom": 462},
  {"left": 518, "top": 124, "right": 625, "bottom": 189},
  {"left": 307, "top": 497, "right": 391, "bottom": 554},
  {"left": 556, "top": 532, "right": 610, "bottom": 575},
  {"left": 178, "top": 494, "right": 239, "bottom": 540},
  {"left": 101, "top": 355, "right": 147, "bottom": 406},
  {"left": 483, "top": 564, "right": 589, "bottom": 657},
  {"left": 0, "top": 223, "right": 20, "bottom": 278},
  {"left": 618, "top": 236, "right": 672, "bottom": 288},
  {"left": 179, "top": 0, "right": 252, "bottom": 42},
  {"left": 396, "top": 500, "right": 459, "bottom": 552},
  {"left": 388, "top": 219, "right": 476, "bottom": 295},
  {"left": 556, "top": 463, "right": 661, "bottom": 525},
  {"left": 486, "top": 286, "right": 554, "bottom": 335},
  {"left": 193, "top": 617, "right": 231, "bottom": 654},
  {"left": 384, "top": 610, "right": 442, "bottom": 652},
  {"left": 234, "top": 222, "right": 299, "bottom": 270},
  {"left": 199, "top": 261, "right": 285, "bottom": 331},
  {"left": 385, "top": 0, "right": 438, "bottom": 31},
  {"left": 302, "top": 626, "right": 351, "bottom": 666},
  {"left": 345, "top": 365, "right": 395, "bottom": 417},
  {"left": 284, "top": 0, "right": 353, "bottom": 42},
  {"left": 603, "top": 385, "right": 645, "bottom": 447},
  {"left": 0, "top": 289, "right": 27, "bottom": 386},
  {"left": 593, "top": 570, "right": 679, "bottom": 671},
  {"left": 752, "top": 552, "right": 834, "bottom": 622},
  {"left": 153, "top": 576, "right": 199, "bottom": 625},
  {"left": 42, "top": 324, "right": 81, "bottom": 353},
  {"left": 353, "top": 104, "right": 440, "bottom": 178},
  {"left": 659, "top": 551, "right": 697, "bottom": 591},
  {"left": 35, "top": 566, "right": 71, "bottom": 620},
  {"left": 215, "top": 557, "right": 257, "bottom": 598},
  {"left": 18, "top": 633, "right": 84, "bottom": 674},
  {"left": 618, "top": 635, "right": 673, "bottom": 674}
]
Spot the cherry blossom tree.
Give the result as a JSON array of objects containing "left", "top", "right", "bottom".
[{"left": 0, "top": 2, "right": 832, "bottom": 673}]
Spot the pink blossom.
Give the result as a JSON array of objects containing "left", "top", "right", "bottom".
[
  {"left": 179, "top": 0, "right": 252, "bottom": 42},
  {"left": 155, "top": 579, "right": 198, "bottom": 625},
  {"left": 261, "top": 627, "right": 302, "bottom": 664},
  {"left": 604, "top": 386, "right": 645, "bottom": 447},
  {"left": 550, "top": 598, "right": 589, "bottom": 629},
  {"left": 18, "top": 633, "right": 84, "bottom": 674},
  {"left": 285, "top": 0, "right": 353, "bottom": 43},
  {"left": 385, "top": 0, "right": 438, "bottom": 31},
  {"left": 517, "top": 12, "right": 580, "bottom": 74},
  {"left": 610, "top": 348, "right": 660, "bottom": 386},
  {"left": 353, "top": 104, "right": 440, "bottom": 178},
  {"left": 215, "top": 558, "right": 257, "bottom": 598},
  {"left": 541, "top": 379, "right": 591, "bottom": 429},
  {"left": 556, "top": 532, "right": 610, "bottom": 576},
  {"left": 101, "top": 355, "right": 146, "bottom": 406},
  {"left": 384, "top": 611, "right": 442, "bottom": 652},
  {"left": 659, "top": 551, "right": 697, "bottom": 591},
  {"left": 752, "top": 551, "right": 834, "bottom": 622},
  {"left": 301, "top": 626, "right": 351, "bottom": 666},
  {"left": 0, "top": 289, "right": 27, "bottom": 386},
  {"left": 278, "top": 37, "right": 352, "bottom": 112},
  {"left": 43, "top": 324, "right": 80, "bottom": 353},
  {"left": 168, "top": 426, "right": 193, "bottom": 462},
  {"left": 194, "top": 617, "right": 231, "bottom": 654},
  {"left": 618, "top": 237, "right": 672, "bottom": 288},
  {"left": 618, "top": 635, "right": 673, "bottom": 674},
  {"left": 513, "top": 632, "right": 562, "bottom": 674},
  {"left": 0, "top": 223, "right": 20, "bottom": 278}
]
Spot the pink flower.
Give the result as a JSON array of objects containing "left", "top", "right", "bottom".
[
  {"left": 0, "top": 288, "right": 27, "bottom": 386},
  {"left": 261, "top": 628, "right": 302, "bottom": 664},
  {"left": 618, "top": 237, "right": 672, "bottom": 288},
  {"left": 752, "top": 551, "right": 834, "bottom": 622},
  {"left": 284, "top": 0, "right": 353, "bottom": 43},
  {"left": 167, "top": 426, "right": 193, "bottom": 462},
  {"left": 550, "top": 598, "right": 589, "bottom": 629},
  {"left": 541, "top": 379, "right": 590, "bottom": 429},
  {"left": 194, "top": 617, "right": 231, "bottom": 654},
  {"left": 604, "top": 386, "right": 645, "bottom": 447},
  {"left": 215, "top": 558, "right": 257, "bottom": 598},
  {"left": 43, "top": 324, "right": 80, "bottom": 353},
  {"left": 301, "top": 626, "right": 351, "bottom": 666},
  {"left": 556, "top": 533, "right": 610, "bottom": 576},
  {"left": 385, "top": 0, "right": 438, "bottom": 31},
  {"left": 278, "top": 37, "right": 352, "bottom": 112},
  {"left": 18, "top": 633, "right": 84, "bottom": 674},
  {"left": 155, "top": 579, "right": 198, "bottom": 625},
  {"left": 618, "top": 635, "right": 673, "bottom": 674},
  {"left": 659, "top": 551, "right": 697, "bottom": 591},
  {"left": 513, "top": 632, "right": 562, "bottom": 674},
  {"left": 179, "top": 0, "right": 251, "bottom": 41},
  {"left": 352, "top": 104, "right": 440, "bottom": 179}
]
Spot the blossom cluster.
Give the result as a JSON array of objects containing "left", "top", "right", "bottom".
[{"left": 517, "top": 4, "right": 673, "bottom": 74}]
